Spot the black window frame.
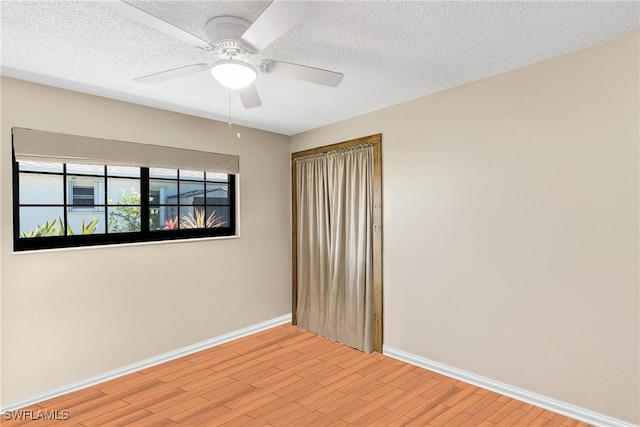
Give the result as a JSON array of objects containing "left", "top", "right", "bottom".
[{"left": 12, "top": 150, "right": 237, "bottom": 252}]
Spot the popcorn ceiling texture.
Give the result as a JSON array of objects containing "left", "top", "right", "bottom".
[{"left": 1, "top": 1, "right": 638, "bottom": 136}]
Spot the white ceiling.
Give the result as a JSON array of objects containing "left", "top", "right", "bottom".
[{"left": 1, "top": 1, "right": 638, "bottom": 136}]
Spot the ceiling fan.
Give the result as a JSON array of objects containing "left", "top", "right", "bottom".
[{"left": 102, "top": 0, "right": 344, "bottom": 109}]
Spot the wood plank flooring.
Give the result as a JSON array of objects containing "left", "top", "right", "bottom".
[{"left": 3, "top": 325, "right": 588, "bottom": 426}]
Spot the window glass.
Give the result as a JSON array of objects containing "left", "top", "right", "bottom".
[
  {"left": 108, "top": 206, "right": 142, "bottom": 233},
  {"left": 14, "top": 159, "right": 235, "bottom": 250},
  {"left": 107, "top": 179, "right": 141, "bottom": 205},
  {"left": 180, "top": 170, "right": 205, "bottom": 180},
  {"left": 178, "top": 206, "right": 213, "bottom": 229},
  {"left": 107, "top": 166, "right": 140, "bottom": 177},
  {"left": 206, "top": 172, "right": 228, "bottom": 182},
  {"left": 149, "top": 190, "right": 161, "bottom": 206},
  {"left": 152, "top": 206, "right": 179, "bottom": 231},
  {"left": 178, "top": 180, "right": 205, "bottom": 203},
  {"left": 18, "top": 207, "right": 64, "bottom": 237},
  {"left": 149, "top": 207, "right": 164, "bottom": 230},
  {"left": 204, "top": 183, "right": 229, "bottom": 203},
  {"left": 66, "top": 163, "right": 104, "bottom": 175},
  {"left": 150, "top": 179, "right": 178, "bottom": 201},
  {"left": 206, "top": 206, "right": 230, "bottom": 228},
  {"left": 19, "top": 173, "right": 64, "bottom": 204},
  {"left": 150, "top": 168, "right": 177, "bottom": 179},
  {"left": 66, "top": 213, "right": 105, "bottom": 235},
  {"left": 19, "top": 161, "right": 63, "bottom": 173},
  {"left": 68, "top": 176, "right": 104, "bottom": 209}
]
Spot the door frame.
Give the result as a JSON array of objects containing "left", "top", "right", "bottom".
[{"left": 291, "top": 134, "right": 383, "bottom": 352}]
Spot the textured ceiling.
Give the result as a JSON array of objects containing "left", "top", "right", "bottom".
[{"left": 1, "top": 1, "right": 639, "bottom": 136}]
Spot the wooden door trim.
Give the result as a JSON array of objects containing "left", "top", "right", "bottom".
[{"left": 291, "top": 134, "right": 383, "bottom": 352}]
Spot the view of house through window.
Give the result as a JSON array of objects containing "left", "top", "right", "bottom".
[{"left": 15, "top": 160, "right": 235, "bottom": 250}]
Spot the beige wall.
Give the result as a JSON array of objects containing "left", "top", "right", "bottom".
[
  {"left": 1, "top": 32, "right": 638, "bottom": 424},
  {"left": 291, "top": 33, "right": 640, "bottom": 424},
  {"left": 0, "top": 77, "right": 291, "bottom": 406}
]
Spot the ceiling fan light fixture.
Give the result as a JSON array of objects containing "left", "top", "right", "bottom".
[{"left": 211, "top": 59, "right": 257, "bottom": 89}]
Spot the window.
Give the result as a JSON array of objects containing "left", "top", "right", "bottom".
[
  {"left": 71, "top": 184, "right": 95, "bottom": 207},
  {"left": 68, "top": 177, "right": 104, "bottom": 212},
  {"left": 148, "top": 168, "right": 231, "bottom": 231},
  {"left": 12, "top": 128, "right": 238, "bottom": 251}
]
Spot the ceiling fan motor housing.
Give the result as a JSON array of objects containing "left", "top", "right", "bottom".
[{"left": 206, "top": 16, "right": 254, "bottom": 59}]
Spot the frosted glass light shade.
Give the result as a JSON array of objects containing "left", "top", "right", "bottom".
[{"left": 211, "top": 59, "right": 257, "bottom": 90}]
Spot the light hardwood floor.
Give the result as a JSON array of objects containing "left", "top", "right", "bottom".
[{"left": 4, "top": 325, "right": 588, "bottom": 426}]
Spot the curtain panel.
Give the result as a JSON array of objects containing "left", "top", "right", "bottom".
[{"left": 295, "top": 144, "right": 374, "bottom": 353}]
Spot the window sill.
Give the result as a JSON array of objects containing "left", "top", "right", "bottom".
[{"left": 12, "top": 233, "right": 240, "bottom": 255}]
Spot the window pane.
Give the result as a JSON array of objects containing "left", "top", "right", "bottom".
[
  {"left": 180, "top": 170, "right": 205, "bottom": 180},
  {"left": 108, "top": 206, "right": 141, "bottom": 233},
  {"left": 179, "top": 206, "right": 222, "bottom": 229},
  {"left": 205, "top": 172, "right": 228, "bottom": 182},
  {"left": 107, "top": 178, "right": 141, "bottom": 205},
  {"left": 151, "top": 207, "right": 178, "bottom": 231},
  {"left": 107, "top": 166, "right": 140, "bottom": 177},
  {"left": 150, "top": 179, "right": 178, "bottom": 202},
  {"left": 204, "top": 183, "right": 229, "bottom": 203},
  {"left": 19, "top": 173, "right": 64, "bottom": 204},
  {"left": 67, "top": 212, "right": 105, "bottom": 235},
  {"left": 206, "top": 206, "right": 230, "bottom": 228},
  {"left": 19, "top": 161, "right": 63, "bottom": 173},
  {"left": 149, "top": 207, "right": 161, "bottom": 230},
  {"left": 18, "top": 207, "right": 64, "bottom": 237},
  {"left": 179, "top": 180, "right": 205, "bottom": 204},
  {"left": 66, "top": 163, "right": 104, "bottom": 175},
  {"left": 68, "top": 176, "right": 104, "bottom": 207},
  {"left": 149, "top": 190, "right": 161, "bottom": 206},
  {"left": 166, "top": 205, "right": 179, "bottom": 222},
  {"left": 150, "top": 168, "right": 177, "bottom": 179}
]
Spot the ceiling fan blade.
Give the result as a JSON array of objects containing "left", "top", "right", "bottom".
[
  {"left": 261, "top": 60, "right": 344, "bottom": 87},
  {"left": 134, "top": 63, "right": 210, "bottom": 84},
  {"left": 239, "top": 83, "right": 263, "bottom": 109},
  {"left": 101, "top": 1, "right": 213, "bottom": 51},
  {"left": 241, "top": 1, "right": 311, "bottom": 52}
]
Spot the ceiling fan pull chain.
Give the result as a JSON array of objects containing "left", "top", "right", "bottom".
[
  {"left": 236, "top": 91, "right": 242, "bottom": 139},
  {"left": 228, "top": 88, "right": 232, "bottom": 128}
]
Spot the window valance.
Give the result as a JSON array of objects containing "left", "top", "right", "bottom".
[{"left": 12, "top": 127, "right": 239, "bottom": 174}]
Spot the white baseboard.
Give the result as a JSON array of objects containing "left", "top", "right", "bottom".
[
  {"left": 383, "top": 346, "right": 637, "bottom": 427},
  {"left": 1, "top": 313, "right": 292, "bottom": 413}
]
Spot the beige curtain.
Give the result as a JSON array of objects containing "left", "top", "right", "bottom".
[{"left": 296, "top": 144, "right": 374, "bottom": 353}]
